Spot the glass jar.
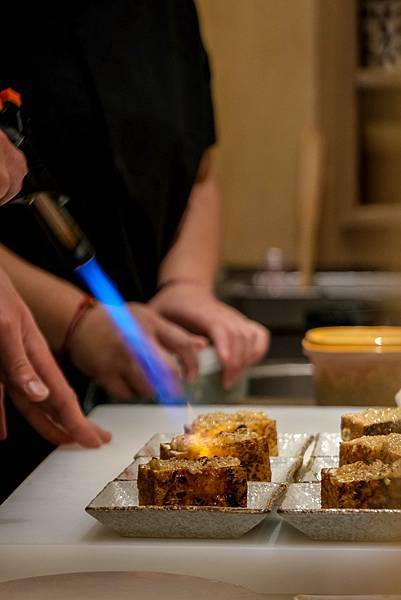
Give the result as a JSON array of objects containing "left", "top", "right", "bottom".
[
  {"left": 360, "top": 0, "right": 401, "bottom": 68},
  {"left": 303, "top": 326, "right": 401, "bottom": 406}
]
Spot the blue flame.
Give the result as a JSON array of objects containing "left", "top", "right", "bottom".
[{"left": 76, "top": 257, "right": 185, "bottom": 404}]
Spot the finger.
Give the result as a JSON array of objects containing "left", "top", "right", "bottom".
[
  {"left": 0, "top": 169, "right": 10, "bottom": 205},
  {"left": 0, "top": 318, "right": 49, "bottom": 402},
  {"left": 0, "top": 132, "right": 12, "bottom": 204},
  {"left": 236, "top": 324, "right": 259, "bottom": 368},
  {"left": 224, "top": 324, "right": 270, "bottom": 386},
  {"left": 222, "top": 328, "right": 247, "bottom": 389},
  {"left": 122, "top": 363, "right": 154, "bottom": 398},
  {"left": 156, "top": 320, "right": 204, "bottom": 383},
  {"left": 25, "top": 333, "right": 107, "bottom": 448},
  {"left": 209, "top": 323, "right": 231, "bottom": 366},
  {"left": 192, "top": 336, "right": 208, "bottom": 350},
  {"left": 241, "top": 326, "right": 259, "bottom": 366},
  {"left": 0, "top": 385, "right": 7, "bottom": 441},
  {"left": 248, "top": 324, "right": 270, "bottom": 363},
  {"left": 127, "top": 339, "right": 182, "bottom": 396},
  {"left": 5, "top": 150, "right": 28, "bottom": 201},
  {"left": 13, "top": 396, "right": 73, "bottom": 446},
  {"left": 47, "top": 397, "right": 106, "bottom": 448},
  {"left": 0, "top": 133, "right": 28, "bottom": 204},
  {"left": 98, "top": 374, "right": 134, "bottom": 401},
  {"left": 92, "top": 422, "right": 112, "bottom": 443},
  {"left": 208, "top": 323, "right": 241, "bottom": 388}
]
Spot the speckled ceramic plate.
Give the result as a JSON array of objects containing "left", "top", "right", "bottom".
[
  {"left": 86, "top": 480, "right": 286, "bottom": 539},
  {"left": 134, "top": 432, "right": 315, "bottom": 459},
  {"left": 313, "top": 433, "right": 341, "bottom": 457},
  {"left": 86, "top": 431, "right": 313, "bottom": 538},
  {"left": 298, "top": 456, "right": 339, "bottom": 483},
  {"left": 278, "top": 483, "right": 401, "bottom": 542}
]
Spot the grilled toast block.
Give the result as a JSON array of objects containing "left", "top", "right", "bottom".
[
  {"left": 185, "top": 410, "right": 278, "bottom": 456},
  {"left": 340, "top": 433, "right": 401, "bottom": 466},
  {"left": 341, "top": 407, "right": 401, "bottom": 441},
  {"left": 138, "top": 457, "right": 247, "bottom": 507},
  {"left": 160, "top": 428, "right": 271, "bottom": 481},
  {"left": 321, "top": 459, "right": 401, "bottom": 508}
]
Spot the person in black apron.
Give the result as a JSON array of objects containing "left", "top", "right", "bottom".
[
  {"left": 0, "top": 1, "right": 268, "bottom": 500},
  {"left": 0, "top": 132, "right": 110, "bottom": 502}
]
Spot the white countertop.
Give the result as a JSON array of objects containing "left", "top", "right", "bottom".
[{"left": 1, "top": 404, "right": 400, "bottom": 595}]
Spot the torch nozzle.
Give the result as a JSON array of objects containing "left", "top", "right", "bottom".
[{"left": 22, "top": 191, "right": 95, "bottom": 269}]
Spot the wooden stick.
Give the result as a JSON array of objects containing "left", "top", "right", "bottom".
[{"left": 297, "top": 126, "right": 325, "bottom": 288}]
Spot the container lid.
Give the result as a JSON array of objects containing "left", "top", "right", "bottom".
[{"left": 303, "top": 326, "right": 401, "bottom": 353}]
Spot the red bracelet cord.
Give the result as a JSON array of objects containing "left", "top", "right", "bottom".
[{"left": 59, "top": 294, "right": 97, "bottom": 358}]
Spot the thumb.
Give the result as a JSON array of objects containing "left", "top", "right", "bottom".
[{"left": 0, "top": 333, "right": 49, "bottom": 402}]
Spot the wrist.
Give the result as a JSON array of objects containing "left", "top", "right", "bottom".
[
  {"left": 156, "top": 277, "right": 213, "bottom": 294},
  {"left": 58, "top": 295, "right": 97, "bottom": 359}
]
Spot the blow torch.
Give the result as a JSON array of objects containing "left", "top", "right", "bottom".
[
  {"left": 0, "top": 88, "right": 94, "bottom": 268},
  {"left": 0, "top": 88, "right": 184, "bottom": 404}
]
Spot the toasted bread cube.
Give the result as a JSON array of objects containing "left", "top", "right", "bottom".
[
  {"left": 160, "top": 428, "right": 271, "bottom": 481},
  {"left": 321, "top": 459, "right": 401, "bottom": 509},
  {"left": 341, "top": 407, "right": 401, "bottom": 441},
  {"left": 185, "top": 410, "right": 278, "bottom": 456},
  {"left": 340, "top": 433, "right": 401, "bottom": 466},
  {"left": 138, "top": 457, "right": 247, "bottom": 507}
]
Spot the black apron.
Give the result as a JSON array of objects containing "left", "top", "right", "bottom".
[{"left": 0, "top": 0, "right": 215, "bottom": 300}]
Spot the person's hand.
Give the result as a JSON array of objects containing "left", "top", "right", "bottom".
[
  {"left": 68, "top": 302, "right": 207, "bottom": 400},
  {"left": 150, "top": 284, "right": 269, "bottom": 388},
  {"left": 0, "top": 130, "right": 27, "bottom": 205},
  {"left": 0, "top": 268, "right": 110, "bottom": 446}
]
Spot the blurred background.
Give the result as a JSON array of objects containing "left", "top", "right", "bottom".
[{"left": 194, "top": 0, "right": 401, "bottom": 402}]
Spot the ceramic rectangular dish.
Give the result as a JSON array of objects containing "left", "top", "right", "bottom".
[
  {"left": 299, "top": 456, "right": 339, "bottom": 483},
  {"left": 86, "top": 479, "right": 285, "bottom": 539},
  {"left": 86, "top": 431, "right": 314, "bottom": 539},
  {"left": 279, "top": 482, "right": 401, "bottom": 542},
  {"left": 312, "top": 433, "right": 341, "bottom": 457}
]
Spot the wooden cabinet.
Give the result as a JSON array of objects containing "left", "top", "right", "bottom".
[
  {"left": 198, "top": 0, "right": 401, "bottom": 270},
  {"left": 303, "top": 0, "right": 401, "bottom": 268}
]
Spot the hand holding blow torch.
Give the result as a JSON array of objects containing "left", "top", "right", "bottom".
[
  {"left": 0, "top": 88, "right": 185, "bottom": 404},
  {"left": 0, "top": 88, "right": 95, "bottom": 268}
]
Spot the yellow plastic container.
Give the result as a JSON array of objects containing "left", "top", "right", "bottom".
[{"left": 303, "top": 326, "right": 401, "bottom": 406}]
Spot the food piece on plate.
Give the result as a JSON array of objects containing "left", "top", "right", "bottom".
[
  {"left": 138, "top": 456, "right": 247, "bottom": 507},
  {"left": 185, "top": 410, "right": 278, "bottom": 456},
  {"left": 341, "top": 407, "right": 401, "bottom": 441},
  {"left": 339, "top": 433, "right": 401, "bottom": 466},
  {"left": 160, "top": 428, "right": 271, "bottom": 481},
  {"left": 321, "top": 459, "right": 401, "bottom": 508}
]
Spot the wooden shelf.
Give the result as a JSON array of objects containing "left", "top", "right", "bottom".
[
  {"left": 342, "top": 204, "right": 401, "bottom": 229},
  {"left": 356, "top": 67, "right": 401, "bottom": 90}
]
